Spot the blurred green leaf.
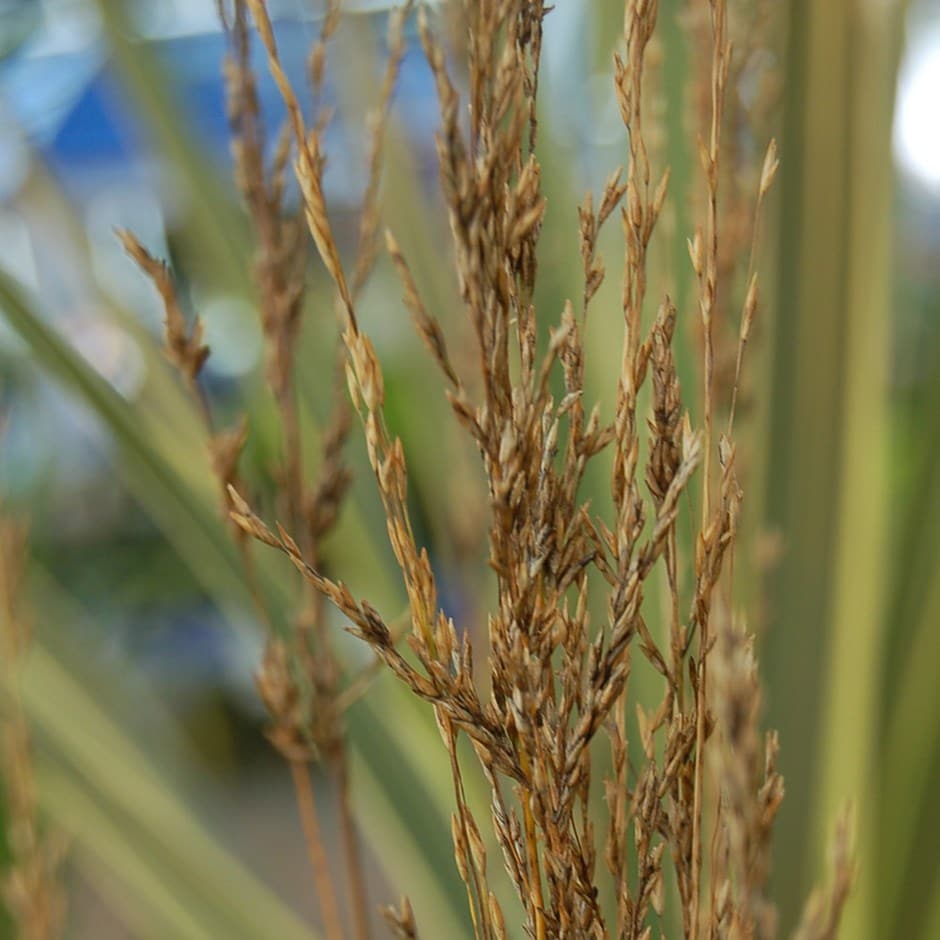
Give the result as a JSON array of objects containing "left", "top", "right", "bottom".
[
  {"left": 0, "top": 268, "right": 286, "bottom": 627},
  {"left": 763, "top": 2, "right": 903, "bottom": 935},
  {"left": 26, "top": 643, "right": 319, "bottom": 940}
]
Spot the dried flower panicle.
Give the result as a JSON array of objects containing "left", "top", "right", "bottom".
[
  {"left": 708, "top": 614, "right": 784, "bottom": 938},
  {"left": 120, "top": 4, "right": 419, "bottom": 937},
  {"left": 229, "top": 0, "right": 852, "bottom": 936},
  {"left": 120, "top": 0, "right": 852, "bottom": 937},
  {"left": 115, "top": 230, "right": 210, "bottom": 387},
  {"left": 790, "top": 812, "right": 855, "bottom": 940},
  {"left": 382, "top": 896, "right": 420, "bottom": 940},
  {"left": 685, "top": 0, "right": 782, "bottom": 440}
]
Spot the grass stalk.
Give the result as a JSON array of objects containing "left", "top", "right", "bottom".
[{"left": 289, "top": 760, "right": 344, "bottom": 940}]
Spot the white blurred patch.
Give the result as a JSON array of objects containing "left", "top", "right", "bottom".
[{"left": 894, "top": 27, "right": 940, "bottom": 192}]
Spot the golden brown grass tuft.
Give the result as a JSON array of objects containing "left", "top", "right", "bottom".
[
  {"left": 119, "top": 1, "right": 852, "bottom": 937},
  {"left": 119, "top": 3, "right": 411, "bottom": 936}
]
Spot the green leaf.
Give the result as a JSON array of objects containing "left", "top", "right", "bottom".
[
  {"left": 763, "top": 3, "right": 903, "bottom": 935},
  {"left": 0, "top": 268, "right": 289, "bottom": 628},
  {"left": 25, "top": 643, "right": 319, "bottom": 940}
]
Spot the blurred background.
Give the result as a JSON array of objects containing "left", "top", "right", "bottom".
[{"left": 0, "top": 0, "right": 938, "bottom": 937}]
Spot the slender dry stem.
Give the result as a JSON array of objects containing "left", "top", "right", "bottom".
[{"left": 289, "top": 759, "right": 345, "bottom": 940}]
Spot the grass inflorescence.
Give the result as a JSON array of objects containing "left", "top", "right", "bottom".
[{"left": 118, "top": 1, "right": 852, "bottom": 937}]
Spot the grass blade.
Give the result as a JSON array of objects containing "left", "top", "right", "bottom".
[{"left": 25, "top": 643, "right": 319, "bottom": 940}]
